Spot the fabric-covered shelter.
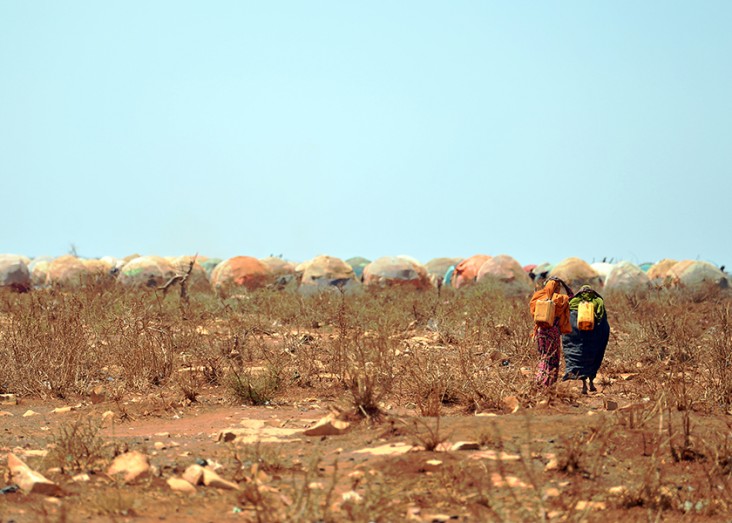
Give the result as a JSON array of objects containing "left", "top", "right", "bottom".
[
  {"left": 667, "top": 260, "right": 729, "bottom": 292},
  {"left": 362, "top": 256, "right": 431, "bottom": 290},
  {"left": 476, "top": 254, "right": 533, "bottom": 296},
  {"left": 452, "top": 254, "right": 491, "bottom": 289},
  {"left": 200, "top": 258, "right": 222, "bottom": 278},
  {"left": 425, "top": 257, "right": 462, "bottom": 286},
  {"left": 117, "top": 256, "right": 177, "bottom": 288},
  {"left": 46, "top": 255, "right": 93, "bottom": 287},
  {"left": 647, "top": 259, "right": 678, "bottom": 285},
  {"left": 0, "top": 254, "right": 31, "bottom": 292},
  {"left": 549, "top": 258, "right": 603, "bottom": 292},
  {"left": 210, "top": 256, "right": 274, "bottom": 295},
  {"left": 170, "top": 256, "right": 211, "bottom": 293},
  {"left": 604, "top": 261, "right": 651, "bottom": 292},
  {"left": 346, "top": 257, "right": 371, "bottom": 279},
  {"left": 298, "top": 255, "right": 360, "bottom": 294}
]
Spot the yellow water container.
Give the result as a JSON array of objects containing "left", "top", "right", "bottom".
[
  {"left": 578, "top": 301, "right": 595, "bottom": 331},
  {"left": 534, "top": 299, "right": 556, "bottom": 326}
]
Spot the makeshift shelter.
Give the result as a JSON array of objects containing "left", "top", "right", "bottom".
[
  {"left": 0, "top": 254, "right": 31, "bottom": 292},
  {"left": 639, "top": 262, "right": 653, "bottom": 273},
  {"left": 200, "top": 258, "right": 222, "bottom": 278},
  {"left": 425, "top": 257, "right": 462, "bottom": 286},
  {"left": 117, "top": 256, "right": 177, "bottom": 288},
  {"left": 549, "top": 258, "right": 603, "bottom": 292},
  {"left": 81, "top": 258, "right": 116, "bottom": 285},
  {"left": 210, "top": 256, "right": 273, "bottom": 295},
  {"left": 170, "top": 256, "right": 211, "bottom": 293},
  {"left": 260, "top": 257, "right": 297, "bottom": 277},
  {"left": 590, "top": 262, "right": 614, "bottom": 283},
  {"left": 346, "top": 257, "right": 371, "bottom": 279},
  {"left": 647, "top": 259, "right": 678, "bottom": 285},
  {"left": 476, "top": 254, "right": 533, "bottom": 296},
  {"left": 298, "top": 255, "right": 360, "bottom": 294},
  {"left": 46, "top": 255, "right": 92, "bottom": 287},
  {"left": 667, "top": 260, "right": 729, "bottom": 292},
  {"left": 528, "top": 262, "right": 554, "bottom": 288},
  {"left": 604, "top": 261, "right": 651, "bottom": 292},
  {"left": 362, "top": 256, "right": 431, "bottom": 290},
  {"left": 31, "top": 260, "right": 51, "bottom": 288},
  {"left": 452, "top": 254, "right": 491, "bottom": 289}
]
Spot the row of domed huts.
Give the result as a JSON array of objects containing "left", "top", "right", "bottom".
[{"left": 0, "top": 253, "right": 728, "bottom": 296}]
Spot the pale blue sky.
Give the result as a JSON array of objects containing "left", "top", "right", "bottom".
[{"left": 1, "top": 2, "right": 730, "bottom": 267}]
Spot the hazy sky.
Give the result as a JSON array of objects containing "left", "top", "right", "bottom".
[{"left": 1, "top": 2, "right": 730, "bottom": 266}]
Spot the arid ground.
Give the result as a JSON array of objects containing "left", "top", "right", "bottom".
[{"left": 1, "top": 285, "right": 731, "bottom": 522}]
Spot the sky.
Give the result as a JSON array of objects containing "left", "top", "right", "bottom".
[{"left": 1, "top": 2, "right": 730, "bottom": 267}]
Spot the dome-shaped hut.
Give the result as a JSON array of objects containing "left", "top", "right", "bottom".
[
  {"left": 476, "top": 254, "right": 533, "bottom": 296},
  {"left": 0, "top": 254, "right": 31, "bottom": 292},
  {"left": 425, "top": 257, "right": 462, "bottom": 287},
  {"left": 298, "top": 255, "right": 360, "bottom": 294},
  {"left": 604, "top": 261, "right": 651, "bottom": 292},
  {"left": 452, "top": 254, "right": 491, "bottom": 289},
  {"left": 46, "top": 255, "right": 92, "bottom": 287},
  {"left": 210, "top": 256, "right": 273, "bottom": 295},
  {"left": 667, "top": 260, "right": 728, "bottom": 292},
  {"left": 346, "top": 257, "right": 371, "bottom": 279},
  {"left": 549, "top": 257, "right": 603, "bottom": 292},
  {"left": 117, "top": 256, "right": 177, "bottom": 288},
  {"left": 647, "top": 259, "right": 678, "bottom": 286},
  {"left": 170, "top": 256, "right": 211, "bottom": 293},
  {"left": 362, "top": 256, "right": 431, "bottom": 290}
]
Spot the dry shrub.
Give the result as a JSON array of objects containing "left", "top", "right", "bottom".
[{"left": 47, "top": 417, "right": 109, "bottom": 473}]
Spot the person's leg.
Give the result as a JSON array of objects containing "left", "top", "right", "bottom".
[
  {"left": 581, "top": 378, "right": 588, "bottom": 395},
  {"left": 589, "top": 377, "right": 597, "bottom": 392}
]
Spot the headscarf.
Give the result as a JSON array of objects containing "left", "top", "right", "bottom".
[
  {"left": 569, "top": 285, "right": 606, "bottom": 319},
  {"left": 530, "top": 278, "right": 572, "bottom": 334}
]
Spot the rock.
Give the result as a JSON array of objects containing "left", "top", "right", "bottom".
[
  {"left": 107, "top": 451, "right": 151, "bottom": 483},
  {"left": 490, "top": 473, "right": 530, "bottom": 488},
  {"left": 167, "top": 477, "right": 196, "bottom": 495},
  {"left": 51, "top": 405, "right": 80, "bottom": 414},
  {"left": 353, "top": 442, "right": 414, "bottom": 456},
  {"left": 7, "top": 453, "right": 62, "bottom": 496},
  {"left": 576, "top": 500, "right": 607, "bottom": 511},
  {"left": 502, "top": 396, "right": 520, "bottom": 413},
  {"left": 23, "top": 410, "right": 40, "bottom": 417},
  {"left": 608, "top": 485, "right": 628, "bottom": 496},
  {"left": 303, "top": 414, "right": 350, "bottom": 437},
  {"left": 101, "top": 411, "right": 115, "bottom": 422},
  {"left": 90, "top": 385, "right": 106, "bottom": 404},
  {"left": 0, "top": 411, "right": 13, "bottom": 417},
  {"left": 341, "top": 490, "right": 363, "bottom": 504},
  {"left": 450, "top": 441, "right": 480, "bottom": 451},
  {"left": 0, "top": 394, "right": 18, "bottom": 405},
  {"left": 72, "top": 473, "right": 90, "bottom": 482},
  {"left": 182, "top": 464, "right": 204, "bottom": 486},
  {"left": 423, "top": 459, "right": 443, "bottom": 472},
  {"left": 544, "top": 458, "right": 560, "bottom": 472},
  {"left": 619, "top": 373, "right": 637, "bottom": 381},
  {"left": 308, "top": 482, "right": 325, "bottom": 490},
  {"left": 604, "top": 400, "right": 619, "bottom": 411},
  {"left": 201, "top": 468, "right": 239, "bottom": 490},
  {"left": 544, "top": 487, "right": 561, "bottom": 498}
]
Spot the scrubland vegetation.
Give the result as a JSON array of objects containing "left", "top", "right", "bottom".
[{"left": 0, "top": 283, "right": 731, "bottom": 521}]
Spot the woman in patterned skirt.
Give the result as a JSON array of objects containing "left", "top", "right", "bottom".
[{"left": 529, "top": 278, "right": 573, "bottom": 387}]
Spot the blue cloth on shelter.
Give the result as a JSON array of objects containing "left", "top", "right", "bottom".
[
  {"left": 561, "top": 310, "right": 610, "bottom": 380},
  {"left": 443, "top": 265, "right": 455, "bottom": 286}
]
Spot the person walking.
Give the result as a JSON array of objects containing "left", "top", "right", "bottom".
[
  {"left": 529, "top": 277, "right": 573, "bottom": 387},
  {"left": 561, "top": 285, "right": 611, "bottom": 394}
]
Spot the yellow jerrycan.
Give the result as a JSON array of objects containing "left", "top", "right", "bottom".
[
  {"left": 577, "top": 301, "right": 595, "bottom": 331},
  {"left": 534, "top": 299, "right": 556, "bottom": 327}
]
